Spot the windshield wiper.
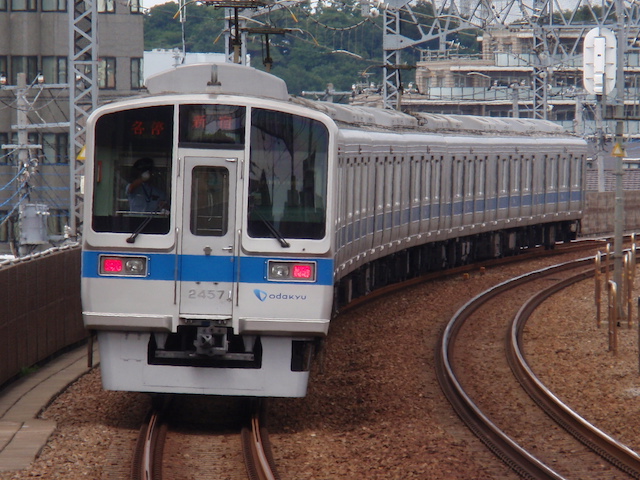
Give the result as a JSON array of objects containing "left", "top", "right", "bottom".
[
  {"left": 254, "top": 210, "right": 290, "bottom": 248},
  {"left": 126, "top": 216, "right": 153, "bottom": 244}
]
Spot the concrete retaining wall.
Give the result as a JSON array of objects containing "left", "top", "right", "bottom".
[
  {"left": 0, "top": 245, "right": 84, "bottom": 389},
  {"left": 582, "top": 191, "right": 640, "bottom": 236}
]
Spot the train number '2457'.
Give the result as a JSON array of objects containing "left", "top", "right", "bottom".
[{"left": 188, "top": 289, "right": 226, "bottom": 300}]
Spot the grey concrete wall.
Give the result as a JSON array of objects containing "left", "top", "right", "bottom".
[
  {"left": 0, "top": 245, "right": 84, "bottom": 388},
  {"left": 582, "top": 191, "right": 640, "bottom": 236}
]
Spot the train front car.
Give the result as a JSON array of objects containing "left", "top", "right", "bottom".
[{"left": 81, "top": 64, "right": 336, "bottom": 397}]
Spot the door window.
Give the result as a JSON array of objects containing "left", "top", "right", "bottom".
[{"left": 190, "top": 166, "right": 229, "bottom": 236}]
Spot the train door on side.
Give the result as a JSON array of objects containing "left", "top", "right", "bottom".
[
  {"left": 473, "top": 156, "right": 486, "bottom": 225},
  {"left": 508, "top": 154, "right": 521, "bottom": 220},
  {"left": 558, "top": 154, "right": 571, "bottom": 214},
  {"left": 497, "top": 156, "right": 510, "bottom": 221},
  {"left": 520, "top": 155, "right": 533, "bottom": 218},
  {"left": 569, "top": 152, "right": 584, "bottom": 213},
  {"left": 178, "top": 154, "right": 238, "bottom": 318},
  {"left": 545, "top": 154, "right": 559, "bottom": 215}
]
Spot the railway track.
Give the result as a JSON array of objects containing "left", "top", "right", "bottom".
[
  {"left": 130, "top": 398, "right": 279, "bottom": 480},
  {"left": 436, "top": 253, "right": 640, "bottom": 479}
]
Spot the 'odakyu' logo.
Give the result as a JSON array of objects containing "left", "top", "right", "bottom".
[{"left": 253, "top": 289, "right": 307, "bottom": 301}]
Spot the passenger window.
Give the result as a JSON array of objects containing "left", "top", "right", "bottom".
[{"left": 190, "top": 166, "right": 229, "bottom": 236}]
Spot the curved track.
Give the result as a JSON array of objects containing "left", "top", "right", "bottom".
[
  {"left": 436, "top": 254, "right": 640, "bottom": 479},
  {"left": 508, "top": 265, "right": 640, "bottom": 477}
]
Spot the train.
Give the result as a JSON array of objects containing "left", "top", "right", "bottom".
[{"left": 81, "top": 62, "right": 587, "bottom": 397}]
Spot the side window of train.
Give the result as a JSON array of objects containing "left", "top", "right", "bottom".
[
  {"left": 411, "top": 157, "right": 421, "bottom": 206},
  {"left": 432, "top": 156, "right": 441, "bottom": 202},
  {"left": 512, "top": 155, "right": 520, "bottom": 194},
  {"left": 573, "top": 155, "right": 582, "bottom": 188},
  {"left": 422, "top": 156, "right": 431, "bottom": 204},
  {"left": 248, "top": 108, "right": 329, "bottom": 240},
  {"left": 346, "top": 158, "right": 354, "bottom": 236},
  {"left": 500, "top": 157, "right": 509, "bottom": 194},
  {"left": 562, "top": 155, "right": 570, "bottom": 188},
  {"left": 477, "top": 157, "right": 485, "bottom": 196},
  {"left": 454, "top": 158, "right": 464, "bottom": 199},
  {"left": 523, "top": 157, "right": 532, "bottom": 193},
  {"left": 190, "top": 167, "right": 229, "bottom": 236},
  {"left": 549, "top": 155, "right": 557, "bottom": 189},
  {"left": 466, "top": 158, "right": 474, "bottom": 198}
]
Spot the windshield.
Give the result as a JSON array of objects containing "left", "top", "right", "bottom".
[
  {"left": 248, "top": 108, "right": 329, "bottom": 240},
  {"left": 92, "top": 105, "right": 174, "bottom": 234}
]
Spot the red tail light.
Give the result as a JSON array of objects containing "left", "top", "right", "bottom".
[
  {"left": 268, "top": 260, "right": 316, "bottom": 282},
  {"left": 99, "top": 255, "right": 148, "bottom": 276},
  {"left": 103, "top": 258, "right": 123, "bottom": 273},
  {"left": 292, "top": 264, "right": 313, "bottom": 279}
]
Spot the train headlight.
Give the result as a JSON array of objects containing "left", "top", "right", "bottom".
[
  {"left": 125, "top": 258, "right": 145, "bottom": 274},
  {"left": 270, "top": 263, "right": 290, "bottom": 278},
  {"left": 99, "top": 255, "right": 148, "bottom": 277},
  {"left": 268, "top": 260, "right": 316, "bottom": 282}
]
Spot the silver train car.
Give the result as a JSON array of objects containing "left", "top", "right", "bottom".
[{"left": 81, "top": 63, "right": 586, "bottom": 397}]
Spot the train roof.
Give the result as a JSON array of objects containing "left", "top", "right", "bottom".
[
  {"left": 295, "top": 101, "right": 565, "bottom": 135},
  {"left": 143, "top": 63, "right": 571, "bottom": 137},
  {"left": 145, "top": 62, "right": 289, "bottom": 101}
]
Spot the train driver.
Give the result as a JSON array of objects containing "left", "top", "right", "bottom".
[{"left": 126, "top": 157, "right": 168, "bottom": 213}]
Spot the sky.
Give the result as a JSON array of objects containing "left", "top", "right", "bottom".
[{"left": 143, "top": 0, "right": 177, "bottom": 10}]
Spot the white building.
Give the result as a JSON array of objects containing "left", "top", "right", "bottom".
[{"left": 144, "top": 49, "right": 243, "bottom": 83}]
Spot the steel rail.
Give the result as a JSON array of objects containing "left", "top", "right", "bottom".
[
  {"left": 436, "top": 256, "right": 597, "bottom": 480},
  {"left": 508, "top": 266, "right": 640, "bottom": 478},
  {"left": 242, "top": 409, "right": 280, "bottom": 480},
  {"left": 131, "top": 409, "right": 167, "bottom": 480}
]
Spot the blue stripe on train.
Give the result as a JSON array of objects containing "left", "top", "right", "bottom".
[{"left": 82, "top": 251, "right": 334, "bottom": 285}]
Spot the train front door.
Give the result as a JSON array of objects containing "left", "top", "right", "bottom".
[{"left": 178, "top": 155, "right": 238, "bottom": 319}]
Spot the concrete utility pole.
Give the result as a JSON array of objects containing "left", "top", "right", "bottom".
[
  {"left": 1, "top": 73, "right": 70, "bottom": 255},
  {"left": 613, "top": 0, "right": 627, "bottom": 316}
]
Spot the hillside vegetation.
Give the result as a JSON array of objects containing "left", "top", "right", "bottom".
[{"left": 144, "top": 1, "right": 478, "bottom": 95}]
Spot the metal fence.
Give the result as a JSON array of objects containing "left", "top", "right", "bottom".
[{"left": 0, "top": 244, "right": 84, "bottom": 389}]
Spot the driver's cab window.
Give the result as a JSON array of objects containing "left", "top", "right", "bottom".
[{"left": 92, "top": 105, "right": 173, "bottom": 234}]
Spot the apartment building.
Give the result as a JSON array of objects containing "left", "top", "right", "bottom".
[{"left": 0, "top": 0, "right": 144, "bottom": 250}]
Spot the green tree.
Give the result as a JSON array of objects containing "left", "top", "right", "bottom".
[{"left": 143, "top": 0, "right": 470, "bottom": 95}]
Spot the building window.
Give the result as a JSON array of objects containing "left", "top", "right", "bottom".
[
  {"left": 130, "top": 0, "right": 141, "bottom": 13},
  {"left": 0, "top": 56, "right": 7, "bottom": 82},
  {"left": 0, "top": 133, "right": 9, "bottom": 165},
  {"left": 453, "top": 74, "right": 466, "bottom": 88},
  {"left": 98, "top": 57, "right": 116, "bottom": 89},
  {"left": 0, "top": 0, "right": 7, "bottom": 11},
  {"left": 42, "top": 56, "right": 67, "bottom": 84},
  {"left": 0, "top": 210, "right": 10, "bottom": 242},
  {"left": 42, "top": 133, "right": 69, "bottom": 164},
  {"left": 42, "top": 0, "right": 64, "bottom": 11},
  {"left": 47, "top": 209, "right": 69, "bottom": 237},
  {"left": 11, "top": 0, "right": 36, "bottom": 10},
  {"left": 10, "top": 132, "right": 38, "bottom": 156},
  {"left": 10, "top": 56, "right": 38, "bottom": 85},
  {"left": 131, "top": 58, "right": 143, "bottom": 89},
  {"left": 97, "top": 0, "right": 114, "bottom": 12}
]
